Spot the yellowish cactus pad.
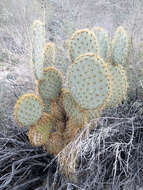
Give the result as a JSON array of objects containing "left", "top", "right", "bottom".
[
  {"left": 67, "top": 53, "right": 111, "bottom": 110},
  {"left": 36, "top": 112, "right": 53, "bottom": 139},
  {"left": 28, "top": 125, "right": 44, "bottom": 146},
  {"left": 43, "top": 42, "right": 55, "bottom": 68},
  {"left": 28, "top": 113, "right": 63, "bottom": 149},
  {"left": 69, "top": 29, "right": 98, "bottom": 62},
  {"left": 38, "top": 67, "right": 63, "bottom": 100},
  {"left": 14, "top": 94, "right": 43, "bottom": 127},
  {"left": 43, "top": 125, "right": 64, "bottom": 155},
  {"left": 28, "top": 122, "right": 52, "bottom": 147}
]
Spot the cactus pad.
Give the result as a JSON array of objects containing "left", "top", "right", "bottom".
[
  {"left": 43, "top": 124, "right": 64, "bottom": 155},
  {"left": 62, "top": 89, "right": 85, "bottom": 126},
  {"left": 106, "top": 64, "right": 127, "bottom": 108},
  {"left": 67, "top": 53, "right": 111, "bottom": 109},
  {"left": 112, "top": 26, "right": 129, "bottom": 65},
  {"left": 43, "top": 42, "right": 55, "bottom": 68},
  {"left": 28, "top": 114, "right": 64, "bottom": 151},
  {"left": 85, "top": 105, "right": 102, "bottom": 122},
  {"left": 117, "top": 64, "right": 128, "bottom": 101},
  {"left": 36, "top": 112, "right": 53, "bottom": 138},
  {"left": 69, "top": 29, "right": 98, "bottom": 62},
  {"left": 28, "top": 113, "right": 53, "bottom": 146},
  {"left": 14, "top": 94, "right": 43, "bottom": 127},
  {"left": 32, "top": 20, "right": 45, "bottom": 80},
  {"left": 28, "top": 125, "right": 45, "bottom": 146},
  {"left": 38, "top": 67, "right": 63, "bottom": 100},
  {"left": 42, "top": 98, "right": 51, "bottom": 114},
  {"left": 92, "top": 26, "right": 110, "bottom": 61}
]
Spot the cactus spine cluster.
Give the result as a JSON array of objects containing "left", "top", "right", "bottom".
[{"left": 14, "top": 20, "right": 129, "bottom": 176}]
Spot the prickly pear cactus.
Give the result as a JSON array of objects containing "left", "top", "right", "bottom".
[
  {"left": 42, "top": 98, "right": 51, "bottom": 114},
  {"left": 37, "top": 67, "right": 63, "bottom": 100},
  {"left": 32, "top": 20, "right": 45, "bottom": 80},
  {"left": 28, "top": 113, "right": 53, "bottom": 146},
  {"left": 92, "top": 26, "right": 110, "bottom": 61},
  {"left": 69, "top": 29, "right": 98, "bottom": 62},
  {"left": 112, "top": 26, "right": 130, "bottom": 66},
  {"left": 14, "top": 94, "right": 43, "bottom": 127},
  {"left": 106, "top": 64, "right": 128, "bottom": 108},
  {"left": 14, "top": 20, "right": 129, "bottom": 179},
  {"left": 67, "top": 53, "right": 112, "bottom": 110},
  {"left": 62, "top": 89, "right": 85, "bottom": 126},
  {"left": 43, "top": 42, "right": 55, "bottom": 68}
]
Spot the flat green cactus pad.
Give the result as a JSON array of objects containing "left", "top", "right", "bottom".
[
  {"left": 106, "top": 64, "right": 127, "bottom": 108},
  {"left": 38, "top": 67, "right": 63, "bottom": 100},
  {"left": 85, "top": 105, "right": 102, "bottom": 122},
  {"left": 92, "top": 26, "right": 110, "bottom": 61},
  {"left": 112, "top": 26, "right": 129, "bottom": 65},
  {"left": 14, "top": 94, "right": 43, "bottom": 127},
  {"left": 43, "top": 42, "right": 55, "bottom": 68},
  {"left": 117, "top": 64, "right": 128, "bottom": 100},
  {"left": 32, "top": 20, "right": 45, "bottom": 80},
  {"left": 69, "top": 29, "right": 98, "bottom": 62},
  {"left": 67, "top": 53, "right": 111, "bottom": 110},
  {"left": 42, "top": 98, "right": 51, "bottom": 114},
  {"left": 62, "top": 89, "right": 85, "bottom": 126}
]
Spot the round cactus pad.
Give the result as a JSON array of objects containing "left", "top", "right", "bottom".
[
  {"left": 92, "top": 26, "right": 110, "bottom": 61},
  {"left": 43, "top": 42, "right": 55, "bottom": 68},
  {"left": 112, "top": 26, "right": 129, "bottom": 65},
  {"left": 15, "top": 94, "right": 43, "bottom": 127},
  {"left": 67, "top": 53, "right": 111, "bottom": 109},
  {"left": 32, "top": 20, "right": 45, "bottom": 80},
  {"left": 38, "top": 67, "right": 63, "bottom": 100},
  {"left": 69, "top": 29, "right": 98, "bottom": 62}
]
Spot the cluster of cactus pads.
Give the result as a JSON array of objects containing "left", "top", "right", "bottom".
[{"left": 14, "top": 20, "right": 129, "bottom": 172}]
